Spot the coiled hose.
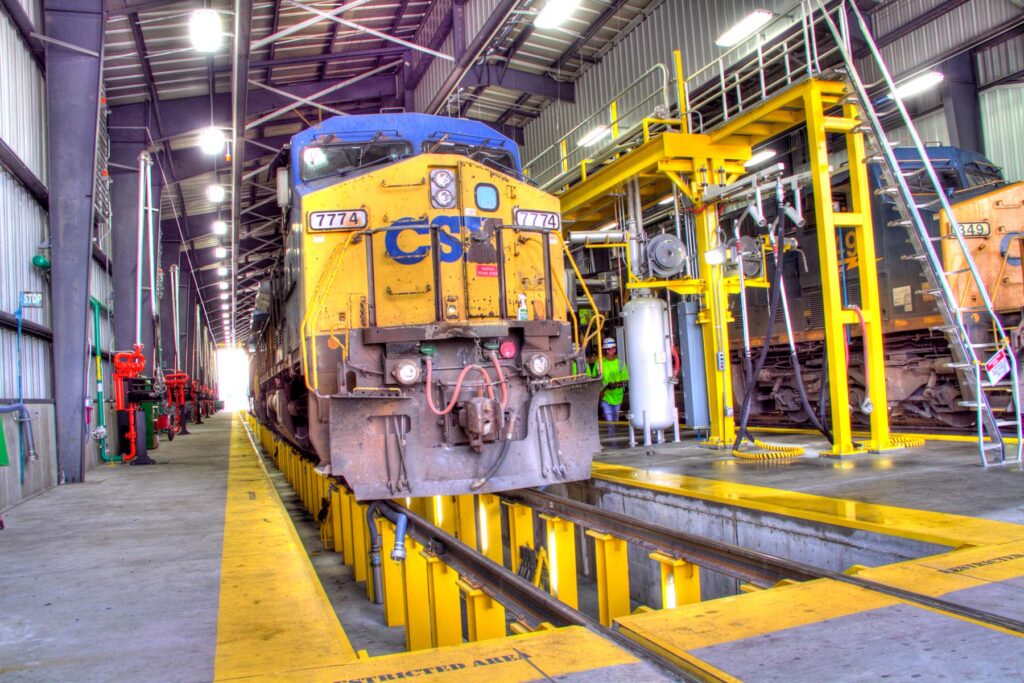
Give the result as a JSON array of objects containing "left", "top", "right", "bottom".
[{"left": 733, "top": 212, "right": 831, "bottom": 460}]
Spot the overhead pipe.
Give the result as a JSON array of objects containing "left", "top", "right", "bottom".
[{"left": 134, "top": 151, "right": 151, "bottom": 348}]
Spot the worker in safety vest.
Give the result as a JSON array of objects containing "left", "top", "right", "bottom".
[{"left": 588, "top": 337, "right": 629, "bottom": 435}]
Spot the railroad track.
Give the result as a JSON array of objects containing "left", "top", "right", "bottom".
[
  {"left": 385, "top": 489, "right": 1024, "bottom": 683},
  {"left": 507, "top": 490, "right": 1024, "bottom": 635},
  {"left": 254, "top": 418, "right": 1023, "bottom": 680}
]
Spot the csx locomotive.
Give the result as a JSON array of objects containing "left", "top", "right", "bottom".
[
  {"left": 250, "top": 113, "right": 601, "bottom": 500},
  {"left": 733, "top": 147, "right": 1024, "bottom": 431}
]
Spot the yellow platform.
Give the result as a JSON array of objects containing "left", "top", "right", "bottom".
[
  {"left": 591, "top": 461, "right": 1024, "bottom": 548},
  {"left": 215, "top": 416, "right": 358, "bottom": 680},
  {"left": 275, "top": 626, "right": 670, "bottom": 682},
  {"left": 615, "top": 575, "right": 1023, "bottom": 681}
]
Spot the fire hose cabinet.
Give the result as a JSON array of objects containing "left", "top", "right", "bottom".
[{"left": 142, "top": 401, "right": 159, "bottom": 450}]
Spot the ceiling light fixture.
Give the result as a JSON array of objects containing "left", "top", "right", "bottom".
[
  {"left": 577, "top": 125, "right": 611, "bottom": 147},
  {"left": 744, "top": 149, "right": 777, "bottom": 169},
  {"left": 220, "top": 293, "right": 229, "bottom": 300},
  {"left": 207, "top": 184, "right": 226, "bottom": 203},
  {"left": 716, "top": 9, "right": 773, "bottom": 47},
  {"left": 891, "top": 70, "right": 944, "bottom": 100},
  {"left": 198, "top": 127, "right": 226, "bottom": 155},
  {"left": 189, "top": 9, "right": 223, "bottom": 53},
  {"left": 219, "top": 282, "right": 229, "bottom": 290},
  {"left": 212, "top": 220, "right": 228, "bottom": 235},
  {"left": 217, "top": 266, "right": 228, "bottom": 276},
  {"left": 214, "top": 246, "right": 227, "bottom": 258},
  {"left": 535, "top": 0, "right": 582, "bottom": 29},
  {"left": 221, "top": 303, "right": 230, "bottom": 310}
]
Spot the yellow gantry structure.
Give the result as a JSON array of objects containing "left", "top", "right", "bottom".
[{"left": 559, "top": 78, "right": 894, "bottom": 455}]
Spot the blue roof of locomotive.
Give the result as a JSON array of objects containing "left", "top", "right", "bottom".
[
  {"left": 890, "top": 146, "right": 1003, "bottom": 177},
  {"left": 290, "top": 113, "right": 522, "bottom": 188}
]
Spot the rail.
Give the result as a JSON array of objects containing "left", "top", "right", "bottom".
[{"left": 509, "top": 489, "right": 1024, "bottom": 635}]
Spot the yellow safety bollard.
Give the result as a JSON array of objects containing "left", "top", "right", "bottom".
[
  {"left": 401, "top": 537, "right": 432, "bottom": 650},
  {"left": 649, "top": 552, "right": 701, "bottom": 608},
  {"left": 541, "top": 514, "right": 578, "bottom": 609},
  {"left": 507, "top": 503, "right": 535, "bottom": 574},
  {"left": 340, "top": 489, "right": 355, "bottom": 566},
  {"left": 477, "top": 494, "right": 502, "bottom": 564},
  {"left": 428, "top": 495, "right": 456, "bottom": 535},
  {"left": 378, "top": 518, "right": 406, "bottom": 626},
  {"left": 351, "top": 500, "right": 369, "bottom": 583},
  {"left": 458, "top": 579, "right": 506, "bottom": 641},
  {"left": 331, "top": 487, "right": 344, "bottom": 555},
  {"left": 424, "top": 552, "right": 462, "bottom": 647},
  {"left": 586, "top": 531, "right": 631, "bottom": 627},
  {"left": 455, "top": 495, "right": 477, "bottom": 549}
]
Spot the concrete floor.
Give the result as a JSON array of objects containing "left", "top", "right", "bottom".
[
  {"left": 0, "top": 416, "right": 229, "bottom": 682},
  {"left": 0, "top": 413, "right": 403, "bottom": 682},
  {"left": 595, "top": 427, "right": 1024, "bottom": 524}
]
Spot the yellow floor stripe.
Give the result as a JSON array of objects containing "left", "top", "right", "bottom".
[
  {"left": 592, "top": 462, "right": 1024, "bottom": 548},
  {"left": 214, "top": 413, "right": 357, "bottom": 680}
]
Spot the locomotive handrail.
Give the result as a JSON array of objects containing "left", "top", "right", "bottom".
[
  {"left": 300, "top": 231, "right": 359, "bottom": 396},
  {"left": 553, "top": 231, "right": 605, "bottom": 353}
]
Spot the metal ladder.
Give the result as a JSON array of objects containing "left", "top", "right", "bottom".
[{"left": 814, "top": 0, "right": 1022, "bottom": 466}]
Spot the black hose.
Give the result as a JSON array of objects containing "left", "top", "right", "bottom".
[
  {"left": 734, "top": 210, "right": 833, "bottom": 449},
  {"left": 733, "top": 220, "right": 784, "bottom": 451},
  {"left": 471, "top": 404, "right": 523, "bottom": 491}
]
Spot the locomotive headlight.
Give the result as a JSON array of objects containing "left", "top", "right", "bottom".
[
  {"left": 393, "top": 360, "right": 421, "bottom": 386},
  {"left": 430, "top": 169, "right": 457, "bottom": 208},
  {"left": 433, "top": 188, "right": 455, "bottom": 207},
  {"left": 526, "top": 353, "right": 551, "bottom": 378},
  {"left": 431, "top": 168, "right": 454, "bottom": 188}
]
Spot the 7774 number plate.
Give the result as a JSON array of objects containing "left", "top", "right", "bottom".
[
  {"left": 309, "top": 209, "right": 368, "bottom": 231},
  {"left": 957, "top": 221, "right": 990, "bottom": 237}
]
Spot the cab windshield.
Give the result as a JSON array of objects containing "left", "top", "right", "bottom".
[
  {"left": 422, "top": 138, "right": 517, "bottom": 175},
  {"left": 300, "top": 137, "right": 412, "bottom": 182}
]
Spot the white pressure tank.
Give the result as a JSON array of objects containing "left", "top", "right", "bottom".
[{"left": 623, "top": 292, "right": 677, "bottom": 437}]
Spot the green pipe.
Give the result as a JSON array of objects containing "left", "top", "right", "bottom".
[{"left": 90, "top": 297, "right": 119, "bottom": 462}]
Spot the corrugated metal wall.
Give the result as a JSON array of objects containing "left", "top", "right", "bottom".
[
  {"left": 522, "top": 0, "right": 794, "bottom": 162},
  {"left": 414, "top": 0, "right": 511, "bottom": 113},
  {"left": 523, "top": 0, "right": 1024, "bottom": 165},
  {"left": 0, "top": 7, "right": 47, "bottom": 181},
  {"left": 0, "top": 1, "right": 55, "bottom": 510},
  {"left": 980, "top": 85, "right": 1024, "bottom": 182},
  {"left": 863, "top": 0, "right": 1020, "bottom": 81}
]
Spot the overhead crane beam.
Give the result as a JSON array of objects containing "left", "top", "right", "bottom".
[{"left": 558, "top": 78, "right": 894, "bottom": 455}]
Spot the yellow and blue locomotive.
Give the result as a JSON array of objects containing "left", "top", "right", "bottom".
[{"left": 251, "top": 113, "right": 601, "bottom": 500}]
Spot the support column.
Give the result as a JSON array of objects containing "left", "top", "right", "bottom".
[
  {"left": 459, "top": 580, "right": 506, "bottom": 641},
  {"left": 402, "top": 537, "right": 432, "bottom": 651},
  {"left": 650, "top": 552, "right": 700, "bottom": 608},
  {"left": 943, "top": 53, "right": 982, "bottom": 154},
  {"left": 478, "top": 493, "right": 502, "bottom": 564},
  {"left": 587, "top": 531, "right": 631, "bottom": 627},
  {"left": 844, "top": 102, "right": 892, "bottom": 452},
  {"left": 424, "top": 553, "right": 461, "bottom": 647},
  {"left": 805, "top": 83, "right": 858, "bottom": 455},
  {"left": 46, "top": 0, "right": 104, "bottom": 483},
  {"left": 694, "top": 197, "right": 735, "bottom": 447},
  {"left": 507, "top": 502, "right": 535, "bottom": 574},
  {"left": 541, "top": 515, "right": 578, "bottom": 609}
]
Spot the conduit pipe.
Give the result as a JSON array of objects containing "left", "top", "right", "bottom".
[
  {"left": 0, "top": 404, "right": 37, "bottom": 471},
  {"left": 90, "top": 297, "right": 117, "bottom": 462},
  {"left": 366, "top": 502, "right": 410, "bottom": 604}
]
